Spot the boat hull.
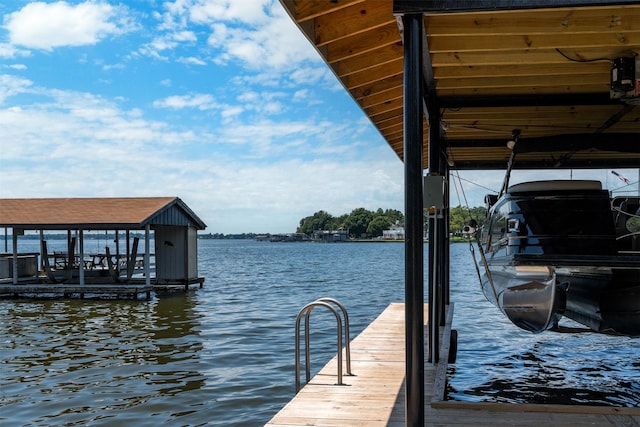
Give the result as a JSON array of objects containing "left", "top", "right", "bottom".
[
  {"left": 481, "top": 265, "right": 563, "bottom": 333},
  {"left": 479, "top": 181, "right": 640, "bottom": 336},
  {"left": 482, "top": 262, "right": 640, "bottom": 335}
]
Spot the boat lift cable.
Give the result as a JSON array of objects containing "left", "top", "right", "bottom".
[
  {"left": 450, "top": 163, "right": 477, "bottom": 226},
  {"left": 448, "top": 144, "right": 504, "bottom": 305},
  {"left": 456, "top": 176, "right": 498, "bottom": 194},
  {"left": 456, "top": 179, "right": 498, "bottom": 304},
  {"left": 450, "top": 167, "right": 492, "bottom": 297},
  {"left": 473, "top": 237, "right": 499, "bottom": 304},
  {"left": 611, "top": 179, "right": 640, "bottom": 193},
  {"left": 450, "top": 148, "right": 505, "bottom": 305}
]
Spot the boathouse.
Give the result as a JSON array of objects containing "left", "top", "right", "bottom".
[
  {"left": 0, "top": 197, "right": 206, "bottom": 298},
  {"left": 271, "top": 1, "right": 640, "bottom": 426}
]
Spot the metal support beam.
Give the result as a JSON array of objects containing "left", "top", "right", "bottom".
[
  {"left": 79, "top": 229, "right": 85, "bottom": 286},
  {"left": 422, "top": 5, "right": 444, "bottom": 363},
  {"left": 440, "top": 155, "right": 450, "bottom": 324},
  {"left": 394, "top": 0, "right": 638, "bottom": 13},
  {"left": 145, "top": 225, "right": 151, "bottom": 287},
  {"left": 426, "top": 121, "right": 442, "bottom": 365},
  {"left": 12, "top": 230, "right": 18, "bottom": 285},
  {"left": 402, "top": 13, "right": 425, "bottom": 427}
]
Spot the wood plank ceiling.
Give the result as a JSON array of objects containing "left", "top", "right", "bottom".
[{"left": 280, "top": 0, "right": 640, "bottom": 170}]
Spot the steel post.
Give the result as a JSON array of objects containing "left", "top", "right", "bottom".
[{"left": 402, "top": 13, "right": 425, "bottom": 427}]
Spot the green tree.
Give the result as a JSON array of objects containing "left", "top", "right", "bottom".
[
  {"left": 449, "top": 205, "right": 488, "bottom": 235},
  {"left": 344, "top": 207, "right": 374, "bottom": 238},
  {"left": 367, "top": 215, "right": 392, "bottom": 237},
  {"left": 449, "top": 206, "right": 468, "bottom": 235},
  {"left": 383, "top": 209, "right": 404, "bottom": 226},
  {"left": 469, "top": 206, "right": 489, "bottom": 231},
  {"left": 297, "top": 210, "right": 335, "bottom": 234},
  {"left": 332, "top": 214, "right": 349, "bottom": 231}
]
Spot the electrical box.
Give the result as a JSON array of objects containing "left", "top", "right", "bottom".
[
  {"left": 611, "top": 57, "right": 640, "bottom": 105},
  {"left": 423, "top": 175, "right": 445, "bottom": 209}
]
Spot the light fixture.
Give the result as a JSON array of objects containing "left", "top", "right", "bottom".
[{"left": 506, "top": 129, "right": 520, "bottom": 150}]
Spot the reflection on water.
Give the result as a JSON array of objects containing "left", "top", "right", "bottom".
[
  {"left": 1, "top": 240, "right": 406, "bottom": 426},
  {"left": 0, "top": 240, "right": 638, "bottom": 427},
  {"left": 0, "top": 294, "right": 206, "bottom": 426}
]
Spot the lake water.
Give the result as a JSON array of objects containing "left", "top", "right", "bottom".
[{"left": 1, "top": 239, "right": 638, "bottom": 426}]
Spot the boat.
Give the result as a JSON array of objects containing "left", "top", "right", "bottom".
[{"left": 476, "top": 178, "right": 640, "bottom": 335}]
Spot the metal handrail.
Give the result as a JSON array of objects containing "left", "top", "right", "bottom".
[
  {"left": 316, "top": 297, "right": 352, "bottom": 376},
  {"left": 295, "top": 298, "right": 353, "bottom": 393}
]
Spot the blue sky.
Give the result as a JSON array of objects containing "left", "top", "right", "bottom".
[{"left": 1, "top": 1, "right": 637, "bottom": 233}]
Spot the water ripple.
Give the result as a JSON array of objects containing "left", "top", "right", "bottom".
[{"left": 1, "top": 240, "right": 637, "bottom": 427}]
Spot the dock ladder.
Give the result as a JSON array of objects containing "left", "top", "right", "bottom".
[{"left": 295, "top": 297, "right": 353, "bottom": 393}]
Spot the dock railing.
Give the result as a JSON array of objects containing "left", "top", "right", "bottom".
[{"left": 295, "top": 297, "right": 353, "bottom": 393}]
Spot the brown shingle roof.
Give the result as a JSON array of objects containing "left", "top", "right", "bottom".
[{"left": 0, "top": 197, "right": 206, "bottom": 230}]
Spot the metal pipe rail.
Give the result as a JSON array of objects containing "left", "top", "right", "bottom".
[{"left": 295, "top": 297, "right": 353, "bottom": 393}]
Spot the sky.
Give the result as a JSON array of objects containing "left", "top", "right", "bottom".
[{"left": 1, "top": 1, "right": 638, "bottom": 234}]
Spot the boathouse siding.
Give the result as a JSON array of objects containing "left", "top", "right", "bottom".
[{"left": 155, "top": 225, "right": 199, "bottom": 283}]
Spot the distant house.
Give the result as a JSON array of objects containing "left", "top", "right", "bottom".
[
  {"left": 383, "top": 224, "right": 404, "bottom": 240},
  {"left": 313, "top": 229, "right": 348, "bottom": 242},
  {"left": 269, "top": 233, "right": 310, "bottom": 242}
]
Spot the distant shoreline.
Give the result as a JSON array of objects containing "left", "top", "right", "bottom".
[{"left": 346, "top": 236, "right": 474, "bottom": 243}]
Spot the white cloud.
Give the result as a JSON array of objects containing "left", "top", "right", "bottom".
[
  {"left": 0, "top": 74, "right": 32, "bottom": 104},
  {"left": 0, "top": 1, "right": 409, "bottom": 234},
  {"left": 293, "top": 89, "right": 308, "bottom": 102},
  {"left": 0, "top": 82, "right": 198, "bottom": 158},
  {"left": 102, "top": 62, "right": 125, "bottom": 71},
  {"left": 235, "top": 89, "right": 287, "bottom": 116},
  {"left": 4, "top": 1, "right": 135, "bottom": 50},
  {"left": 153, "top": 93, "right": 218, "bottom": 110},
  {"left": 0, "top": 42, "right": 30, "bottom": 59},
  {"left": 130, "top": 0, "right": 323, "bottom": 82},
  {"left": 6, "top": 64, "right": 26, "bottom": 70},
  {"left": 153, "top": 37, "right": 179, "bottom": 51},
  {"left": 188, "top": 0, "right": 271, "bottom": 26},
  {"left": 178, "top": 56, "right": 207, "bottom": 65},
  {"left": 173, "top": 30, "right": 197, "bottom": 42},
  {"left": 205, "top": 9, "right": 319, "bottom": 70},
  {"left": 289, "top": 67, "right": 329, "bottom": 87},
  {"left": 0, "top": 82, "right": 404, "bottom": 233},
  {"left": 182, "top": 157, "right": 404, "bottom": 233},
  {"left": 220, "top": 105, "right": 243, "bottom": 121},
  {"left": 148, "top": 0, "right": 322, "bottom": 70}
]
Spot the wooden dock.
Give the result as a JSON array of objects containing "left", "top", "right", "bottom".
[
  {"left": 0, "top": 282, "right": 154, "bottom": 299},
  {"left": 266, "top": 303, "right": 640, "bottom": 426},
  {"left": 0, "top": 277, "right": 204, "bottom": 299}
]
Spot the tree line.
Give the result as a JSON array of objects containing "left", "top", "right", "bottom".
[
  {"left": 297, "top": 208, "right": 404, "bottom": 238},
  {"left": 297, "top": 206, "right": 489, "bottom": 238}
]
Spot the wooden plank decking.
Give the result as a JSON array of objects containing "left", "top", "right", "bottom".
[
  {"left": 266, "top": 303, "right": 640, "bottom": 427},
  {"left": 267, "top": 302, "right": 409, "bottom": 427}
]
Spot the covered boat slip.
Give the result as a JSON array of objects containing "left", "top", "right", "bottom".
[
  {"left": 0, "top": 197, "right": 206, "bottom": 299},
  {"left": 280, "top": 0, "right": 640, "bottom": 425}
]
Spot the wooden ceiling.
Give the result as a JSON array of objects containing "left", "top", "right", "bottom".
[{"left": 280, "top": 0, "right": 640, "bottom": 170}]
